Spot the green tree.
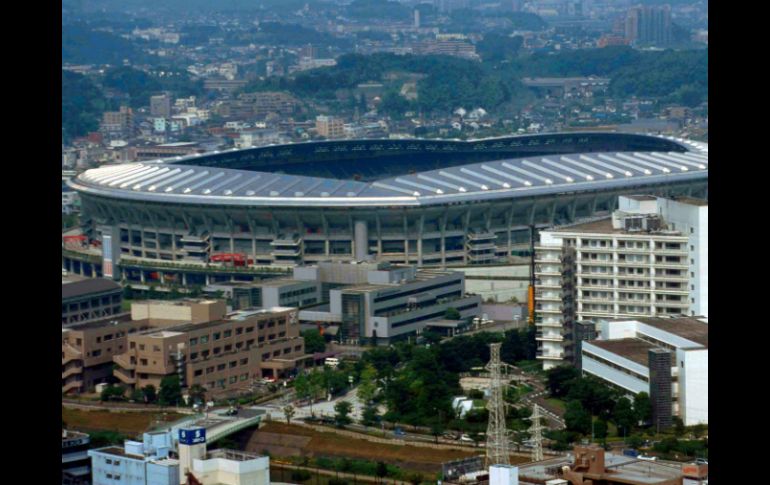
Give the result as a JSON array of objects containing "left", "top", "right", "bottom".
[
  {"left": 158, "top": 375, "right": 182, "bottom": 406},
  {"left": 564, "top": 401, "right": 591, "bottom": 435},
  {"left": 334, "top": 400, "right": 354, "bottom": 428},
  {"left": 628, "top": 433, "right": 644, "bottom": 449},
  {"left": 633, "top": 392, "right": 652, "bottom": 426},
  {"left": 302, "top": 329, "right": 326, "bottom": 354},
  {"left": 444, "top": 307, "right": 461, "bottom": 320},
  {"left": 594, "top": 419, "right": 608, "bottom": 440},
  {"left": 283, "top": 404, "right": 296, "bottom": 425},
  {"left": 142, "top": 385, "right": 157, "bottom": 404},
  {"left": 612, "top": 397, "right": 636, "bottom": 437},
  {"left": 545, "top": 366, "right": 579, "bottom": 398},
  {"left": 357, "top": 363, "right": 378, "bottom": 405},
  {"left": 100, "top": 385, "right": 126, "bottom": 402},
  {"left": 188, "top": 384, "right": 206, "bottom": 406},
  {"left": 376, "top": 461, "right": 388, "bottom": 482}
]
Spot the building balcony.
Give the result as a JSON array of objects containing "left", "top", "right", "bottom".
[
  {"left": 61, "top": 365, "right": 83, "bottom": 380},
  {"left": 113, "top": 353, "right": 135, "bottom": 370},
  {"left": 653, "top": 262, "right": 689, "bottom": 270},
  {"left": 536, "top": 307, "right": 562, "bottom": 314},
  {"left": 62, "top": 380, "right": 83, "bottom": 394},
  {"left": 654, "top": 275, "right": 689, "bottom": 282},
  {"left": 536, "top": 333, "right": 564, "bottom": 342},
  {"left": 536, "top": 352, "right": 565, "bottom": 360},
  {"left": 114, "top": 368, "right": 136, "bottom": 385}
]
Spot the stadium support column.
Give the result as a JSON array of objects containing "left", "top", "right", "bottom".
[
  {"left": 354, "top": 220, "right": 369, "bottom": 261},
  {"left": 417, "top": 215, "right": 424, "bottom": 266}
]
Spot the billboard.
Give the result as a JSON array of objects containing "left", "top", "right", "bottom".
[{"left": 179, "top": 427, "right": 206, "bottom": 445}]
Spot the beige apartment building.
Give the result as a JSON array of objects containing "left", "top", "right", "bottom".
[
  {"left": 113, "top": 306, "right": 308, "bottom": 397},
  {"left": 62, "top": 315, "right": 147, "bottom": 394},
  {"left": 534, "top": 195, "right": 706, "bottom": 370},
  {"left": 62, "top": 300, "right": 223, "bottom": 394},
  {"left": 315, "top": 115, "right": 345, "bottom": 139}
]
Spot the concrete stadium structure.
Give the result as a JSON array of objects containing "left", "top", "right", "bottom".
[{"left": 65, "top": 133, "right": 708, "bottom": 286}]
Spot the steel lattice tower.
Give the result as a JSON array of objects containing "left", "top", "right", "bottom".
[
  {"left": 485, "top": 343, "right": 510, "bottom": 466},
  {"left": 528, "top": 404, "right": 545, "bottom": 462}
]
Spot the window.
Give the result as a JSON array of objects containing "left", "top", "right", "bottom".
[
  {"left": 139, "top": 344, "right": 145, "bottom": 351},
  {"left": 96, "top": 337, "right": 102, "bottom": 343},
  {"left": 240, "top": 358, "right": 248, "bottom": 366},
  {"left": 245, "top": 326, "right": 254, "bottom": 333},
  {"left": 690, "top": 272, "right": 695, "bottom": 277},
  {"left": 92, "top": 350, "right": 102, "bottom": 357},
  {"left": 229, "top": 361, "right": 237, "bottom": 368},
  {"left": 153, "top": 346, "right": 160, "bottom": 352},
  {"left": 105, "top": 459, "right": 112, "bottom": 465},
  {"left": 213, "top": 332, "right": 221, "bottom": 341},
  {"left": 236, "top": 327, "right": 243, "bottom": 335},
  {"left": 140, "top": 359, "right": 148, "bottom": 366},
  {"left": 229, "top": 376, "right": 237, "bottom": 384},
  {"left": 690, "top": 228, "right": 694, "bottom": 234},
  {"left": 206, "top": 366, "right": 214, "bottom": 374},
  {"left": 190, "top": 338, "right": 198, "bottom": 346},
  {"left": 690, "top": 259, "right": 694, "bottom": 265},
  {"left": 200, "top": 335, "right": 209, "bottom": 344},
  {"left": 190, "top": 352, "right": 198, "bottom": 360},
  {"left": 217, "top": 363, "right": 226, "bottom": 371},
  {"left": 240, "top": 373, "right": 249, "bottom": 381},
  {"left": 194, "top": 369, "right": 203, "bottom": 377},
  {"left": 224, "top": 330, "right": 232, "bottom": 338}
]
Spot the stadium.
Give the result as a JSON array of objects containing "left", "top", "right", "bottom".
[{"left": 65, "top": 132, "right": 708, "bottom": 286}]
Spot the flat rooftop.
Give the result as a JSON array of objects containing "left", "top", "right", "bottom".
[
  {"left": 635, "top": 316, "right": 708, "bottom": 348},
  {"left": 64, "top": 313, "right": 133, "bottom": 331},
  {"left": 62, "top": 278, "right": 122, "bottom": 300},
  {"left": 551, "top": 216, "right": 683, "bottom": 237},
  {"left": 673, "top": 196, "right": 708, "bottom": 206},
  {"left": 587, "top": 338, "right": 656, "bottom": 366}
]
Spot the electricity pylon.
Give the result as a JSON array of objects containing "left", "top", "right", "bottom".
[
  {"left": 527, "top": 404, "right": 545, "bottom": 462},
  {"left": 485, "top": 343, "right": 510, "bottom": 466}
]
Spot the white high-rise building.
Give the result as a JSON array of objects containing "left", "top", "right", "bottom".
[{"left": 534, "top": 195, "right": 707, "bottom": 369}]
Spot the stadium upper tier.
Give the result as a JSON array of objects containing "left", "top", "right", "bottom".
[{"left": 70, "top": 133, "right": 708, "bottom": 208}]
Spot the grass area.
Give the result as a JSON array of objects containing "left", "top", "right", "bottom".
[
  {"left": 253, "top": 422, "right": 532, "bottom": 474},
  {"left": 544, "top": 398, "right": 566, "bottom": 414},
  {"left": 515, "top": 360, "right": 543, "bottom": 374},
  {"left": 62, "top": 407, "right": 185, "bottom": 436}
]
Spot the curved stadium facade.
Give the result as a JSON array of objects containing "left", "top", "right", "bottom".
[{"left": 66, "top": 132, "right": 708, "bottom": 285}]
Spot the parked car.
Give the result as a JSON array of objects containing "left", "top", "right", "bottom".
[
  {"left": 695, "top": 458, "right": 708, "bottom": 465},
  {"left": 637, "top": 454, "right": 657, "bottom": 461},
  {"left": 459, "top": 434, "right": 474, "bottom": 443}
]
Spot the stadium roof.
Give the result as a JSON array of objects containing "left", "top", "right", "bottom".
[{"left": 70, "top": 134, "right": 707, "bottom": 208}]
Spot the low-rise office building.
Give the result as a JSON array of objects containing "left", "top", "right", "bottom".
[
  {"left": 89, "top": 430, "right": 178, "bottom": 485},
  {"left": 113, "top": 305, "right": 308, "bottom": 397},
  {"left": 581, "top": 316, "right": 708, "bottom": 427},
  {"left": 62, "top": 274, "right": 125, "bottom": 326},
  {"left": 297, "top": 262, "right": 481, "bottom": 345},
  {"left": 63, "top": 430, "right": 91, "bottom": 485},
  {"left": 534, "top": 195, "right": 707, "bottom": 369},
  {"left": 205, "top": 279, "right": 322, "bottom": 310}
]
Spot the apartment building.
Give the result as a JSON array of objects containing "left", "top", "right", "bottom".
[
  {"left": 534, "top": 195, "right": 707, "bottom": 369},
  {"left": 315, "top": 115, "right": 345, "bottom": 139},
  {"left": 581, "top": 316, "right": 708, "bottom": 426},
  {"left": 63, "top": 300, "right": 228, "bottom": 395},
  {"left": 62, "top": 315, "right": 140, "bottom": 394},
  {"left": 113, "top": 306, "right": 308, "bottom": 397},
  {"left": 62, "top": 275, "right": 125, "bottom": 326}
]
